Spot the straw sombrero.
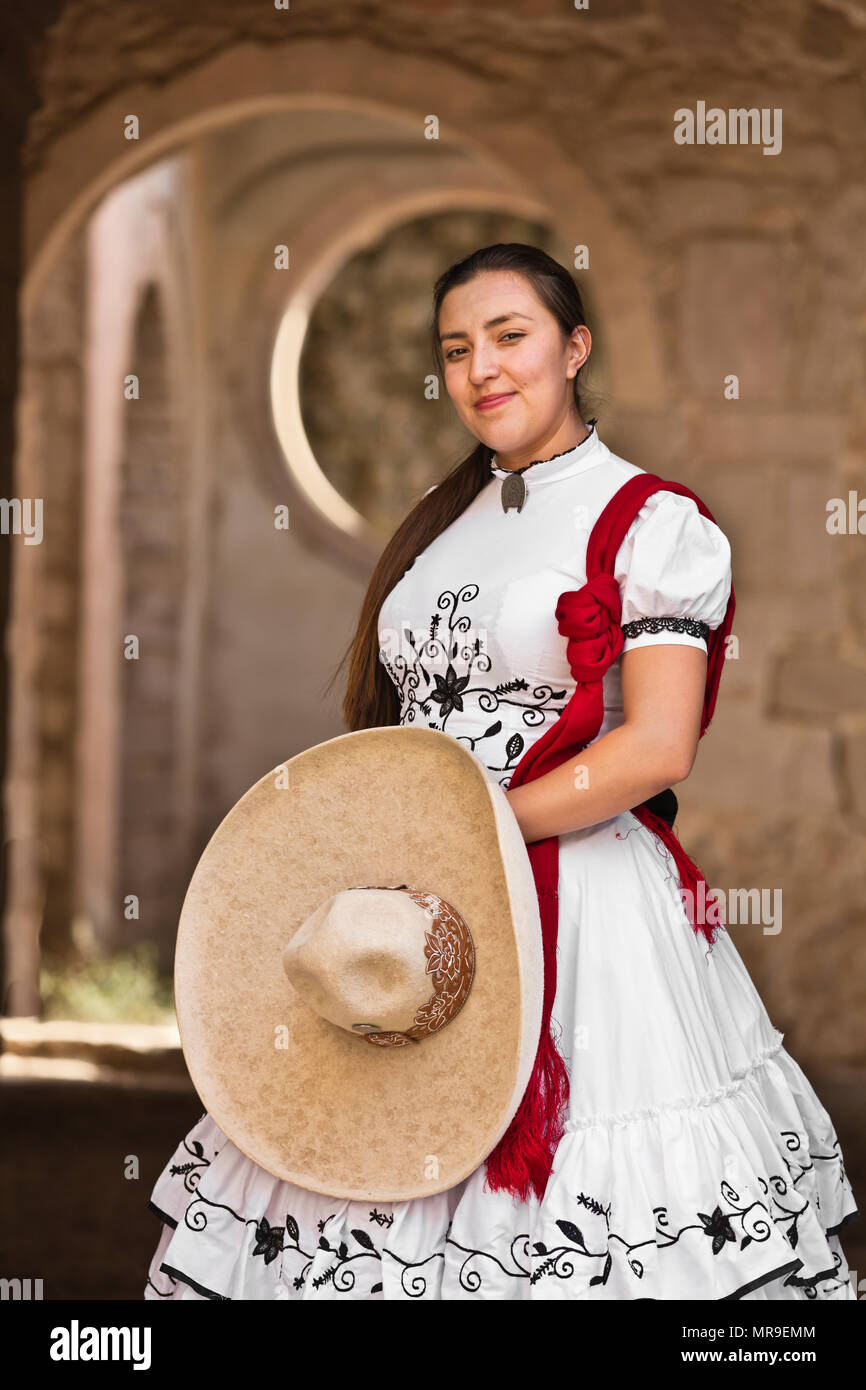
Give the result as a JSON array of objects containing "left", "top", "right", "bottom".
[{"left": 174, "top": 725, "right": 544, "bottom": 1202}]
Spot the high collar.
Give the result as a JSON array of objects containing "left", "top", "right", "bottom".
[{"left": 488, "top": 424, "right": 603, "bottom": 485}]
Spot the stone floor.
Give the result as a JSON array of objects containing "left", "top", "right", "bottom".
[
  {"left": 0, "top": 1072, "right": 863, "bottom": 1300},
  {"left": 0, "top": 1076, "right": 203, "bottom": 1300}
]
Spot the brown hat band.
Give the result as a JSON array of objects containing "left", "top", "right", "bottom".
[{"left": 353, "top": 885, "right": 475, "bottom": 1048}]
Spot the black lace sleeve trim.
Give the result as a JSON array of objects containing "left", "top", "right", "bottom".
[{"left": 621, "top": 615, "right": 710, "bottom": 643}]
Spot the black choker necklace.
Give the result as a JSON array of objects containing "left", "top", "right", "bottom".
[{"left": 492, "top": 420, "right": 597, "bottom": 514}]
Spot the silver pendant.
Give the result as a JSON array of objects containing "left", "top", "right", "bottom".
[{"left": 501, "top": 472, "right": 527, "bottom": 513}]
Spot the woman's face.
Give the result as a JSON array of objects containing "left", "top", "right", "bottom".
[{"left": 438, "top": 270, "right": 589, "bottom": 460}]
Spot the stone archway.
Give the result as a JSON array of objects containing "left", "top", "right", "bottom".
[
  {"left": 8, "top": 28, "right": 662, "bottom": 1014},
  {"left": 23, "top": 38, "right": 661, "bottom": 409}
]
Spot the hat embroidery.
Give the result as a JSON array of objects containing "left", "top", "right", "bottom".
[{"left": 356, "top": 887, "right": 476, "bottom": 1048}]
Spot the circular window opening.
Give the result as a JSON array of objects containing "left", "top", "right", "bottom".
[{"left": 296, "top": 210, "right": 560, "bottom": 544}]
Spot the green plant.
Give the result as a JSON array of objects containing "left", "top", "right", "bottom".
[{"left": 39, "top": 942, "right": 176, "bottom": 1023}]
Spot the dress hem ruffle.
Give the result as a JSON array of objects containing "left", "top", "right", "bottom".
[
  {"left": 145, "top": 1227, "right": 853, "bottom": 1303},
  {"left": 143, "top": 1023, "right": 859, "bottom": 1302}
]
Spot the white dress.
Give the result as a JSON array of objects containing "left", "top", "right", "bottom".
[{"left": 144, "top": 428, "right": 858, "bottom": 1300}]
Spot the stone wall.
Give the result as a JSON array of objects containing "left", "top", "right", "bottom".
[{"left": 6, "top": 0, "right": 865, "bottom": 1081}]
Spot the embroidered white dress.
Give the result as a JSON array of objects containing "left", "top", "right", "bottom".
[{"left": 144, "top": 429, "right": 858, "bottom": 1301}]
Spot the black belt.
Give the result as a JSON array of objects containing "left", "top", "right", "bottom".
[{"left": 641, "top": 787, "right": 678, "bottom": 828}]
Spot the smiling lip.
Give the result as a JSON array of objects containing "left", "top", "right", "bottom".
[{"left": 474, "top": 393, "right": 516, "bottom": 411}]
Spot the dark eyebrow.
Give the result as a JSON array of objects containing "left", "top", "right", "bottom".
[{"left": 439, "top": 311, "right": 535, "bottom": 344}]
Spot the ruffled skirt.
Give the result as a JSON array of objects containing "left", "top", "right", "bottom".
[{"left": 144, "top": 811, "right": 858, "bottom": 1300}]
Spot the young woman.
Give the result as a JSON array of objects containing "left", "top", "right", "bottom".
[{"left": 145, "top": 243, "right": 857, "bottom": 1300}]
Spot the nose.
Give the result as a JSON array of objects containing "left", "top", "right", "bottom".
[{"left": 465, "top": 341, "right": 501, "bottom": 386}]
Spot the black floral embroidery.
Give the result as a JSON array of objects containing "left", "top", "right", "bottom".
[
  {"left": 169, "top": 1189, "right": 388, "bottom": 1295},
  {"left": 430, "top": 663, "right": 470, "bottom": 718},
  {"left": 621, "top": 614, "right": 710, "bottom": 642},
  {"left": 782, "top": 1247, "right": 852, "bottom": 1299},
  {"left": 306, "top": 1226, "right": 383, "bottom": 1293},
  {"left": 248, "top": 1210, "right": 387, "bottom": 1293},
  {"left": 379, "top": 583, "right": 567, "bottom": 785},
  {"left": 252, "top": 1216, "right": 285, "bottom": 1265},
  {"left": 446, "top": 1129, "right": 855, "bottom": 1297},
  {"left": 168, "top": 1128, "right": 217, "bottom": 1195},
  {"left": 152, "top": 1119, "right": 855, "bottom": 1299},
  {"left": 369, "top": 1208, "right": 394, "bottom": 1228},
  {"left": 699, "top": 1205, "right": 737, "bottom": 1255}
]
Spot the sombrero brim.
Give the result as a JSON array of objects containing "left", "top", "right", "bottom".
[{"left": 175, "top": 725, "right": 544, "bottom": 1201}]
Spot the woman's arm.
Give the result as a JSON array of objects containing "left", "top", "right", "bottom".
[{"left": 504, "top": 644, "right": 708, "bottom": 843}]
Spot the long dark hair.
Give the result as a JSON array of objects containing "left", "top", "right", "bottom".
[{"left": 328, "top": 242, "right": 595, "bottom": 729}]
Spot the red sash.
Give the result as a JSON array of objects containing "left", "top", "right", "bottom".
[{"left": 483, "top": 473, "right": 736, "bottom": 1204}]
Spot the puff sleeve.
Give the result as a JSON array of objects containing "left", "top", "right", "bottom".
[{"left": 613, "top": 489, "right": 731, "bottom": 653}]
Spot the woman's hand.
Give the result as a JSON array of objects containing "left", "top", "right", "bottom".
[{"left": 504, "top": 644, "right": 708, "bottom": 843}]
